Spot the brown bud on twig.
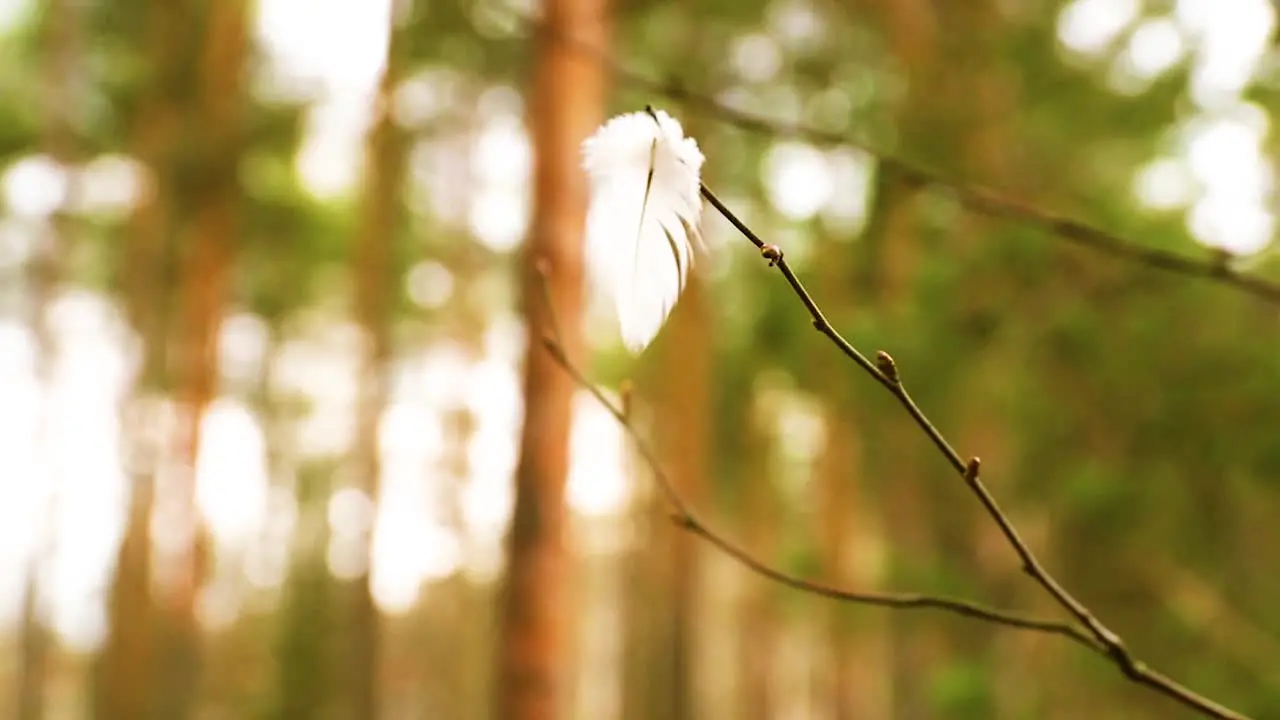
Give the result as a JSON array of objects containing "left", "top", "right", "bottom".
[
  {"left": 965, "top": 456, "right": 982, "bottom": 480},
  {"left": 761, "top": 244, "right": 783, "bottom": 267},
  {"left": 875, "top": 351, "right": 900, "bottom": 383}
]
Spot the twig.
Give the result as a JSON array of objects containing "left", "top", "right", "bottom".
[
  {"left": 534, "top": 264, "right": 1101, "bottom": 654},
  {"left": 518, "top": 15, "right": 1280, "bottom": 307},
  {"left": 698, "top": 182, "right": 1251, "bottom": 720}
]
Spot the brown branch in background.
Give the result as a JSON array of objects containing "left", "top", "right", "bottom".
[
  {"left": 534, "top": 265, "right": 1100, "bottom": 653},
  {"left": 516, "top": 16, "right": 1280, "bottom": 307},
  {"left": 698, "top": 183, "right": 1251, "bottom": 720}
]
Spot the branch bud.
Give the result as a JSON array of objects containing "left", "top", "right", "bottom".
[
  {"left": 875, "top": 351, "right": 900, "bottom": 383},
  {"left": 761, "top": 244, "right": 783, "bottom": 267}
]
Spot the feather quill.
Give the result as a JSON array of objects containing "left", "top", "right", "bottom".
[{"left": 582, "top": 108, "right": 705, "bottom": 352}]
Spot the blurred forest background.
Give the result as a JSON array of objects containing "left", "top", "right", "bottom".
[{"left": 2, "top": 0, "right": 1280, "bottom": 718}]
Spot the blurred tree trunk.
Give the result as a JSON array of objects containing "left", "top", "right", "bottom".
[
  {"left": 277, "top": 465, "right": 337, "bottom": 720},
  {"left": 420, "top": 406, "right": 485, "bottom": 717},
  {"left": 95, "top": 0, "right": 195, "bottom": 716},
  {"left": 621, "top": 471, "right": 660, "bottom": 720},
  {"left": 870, "top": 96, "right": 936, "bottom": 720},
  {"left": 943, "top": 3, "right": 1029, "bottom": 716},
  {"left": 621, "top": 453, "right": 695, "bottom": 720},
  {"left": 738, "top": 411, "right": 777, "bottom": 720},
  {"left": 495, "top": 0, "right": 607, "bottom": 716},
  {"left": 157, "top": 1, "right": 248, "bottom": 716},
  {"left": 814, "top": 409, "right": 857, "bottom": 720},
  {"left": 17, "top": 1, "right": 81, "bottom": 717},
  {"left": 811, "top": 371, "right": 889, "bottom": 716},
  {"left": 938, "top": 3, "right": 1089, "bottom": 713},
  {"left": 807, "top": 209, "right": 894, "bottom": 719},
  {"left": 344, "top": 13, "right": 411, "bottom": 719},
  {"left": 644, "top": 23, "right": 717, "bottom": 716},
  {"left": 16, "top": 539, "right": 50, "bottom": 720},
  {"left": 852, "top": 2, "right": 942, "bottom": 717},
  {"left": 264, "top": 316, "right": 337, "bottom": 719},
  {"left": 645, "top": 274, "right": 712, "bottom": 720},
  {"left": 451, "top": 409, "right": 486, "bottom": 714}
]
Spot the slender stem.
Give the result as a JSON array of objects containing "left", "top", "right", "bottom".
[
  {"left": 535, "top": 266, "right": 1101, "bottom": 654},
  {"left": 699, "top": 184, "right": 1251, "bottom": 720}
]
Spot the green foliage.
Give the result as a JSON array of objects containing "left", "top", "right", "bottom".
[{"left": 930, "top": 661, "right": 996, "bottom": 718}]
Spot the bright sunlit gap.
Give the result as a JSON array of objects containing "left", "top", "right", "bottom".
[{"left": 1057, "top": 0, "right": 1278, "bottom": 254}]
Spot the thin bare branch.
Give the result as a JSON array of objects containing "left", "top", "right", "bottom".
[
  {"left": 518, "top": 14, "right": 1254, "bottom": 717},
  {"left": 699, "top": 183, "right": 1252, "bottom": 720},
  {"left": 517, "top": 16, "right": 1280, "bottom": 307},
  {"left": 535, "top": 265, "right": 1103, "bottom": 656}
]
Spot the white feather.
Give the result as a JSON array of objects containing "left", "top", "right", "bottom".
[{"left": 582, "top": 109, "right": 705, "bottom": 352}]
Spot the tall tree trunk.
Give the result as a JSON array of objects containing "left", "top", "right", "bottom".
[
  {"left": 95, "top": 0, "right": 193, "bottom": 715},
  {"left": 261, "top": 317, "right": 338, "bottom": 719},
  {"left": 277, "top": 464, "right": 337, "bottom": 720},
  {"left": 925, "top": 4, "right": 1028, "bottom": 715},
  {"left": 621, "top": 471, "right": 660, "bottom": 720},
  {"left": 644, "top": 23, "right": 717, "bottom": 712},
  {"left": 157, "top": 1, "right": 248, "bottom": 716},
  {"left": 496, "top": 0, "right": 607, "bottom": 716},
  {"left": 344, "top": 18, "right": 411, "bottom": 716},
  {"left": 17, "top": 569, "right": 49, "bottom": 720},
  {"left": 816, "top": 407, "right": 891, "bottom": 720},
  {"left": 874, "top": 152, "right": 936, "bottom": 720},
  {"left": 851, "top": 3, "right": 945, "bottom": 716},
  {"left": 647, "top": 274, "right": 712, "bottom": 720},
  {"left": 807, "top": 208, "right": 892, "bottom": 720},
  {"left": 424, "top": 406, "right": 484, "bottom": 717},
  {"left": 938, "top": 4, "right": 1063, "bottom": 715},
  {"left": 738, "top": 411, "right": 778, "bottom": 720}
]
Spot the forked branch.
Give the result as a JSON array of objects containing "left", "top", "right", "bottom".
[
  {"left": 535, "top": 262, "right": 1100, "bottom": 653},
  {"left": 700, "top": 182, "right": 1251, "bottom": 720}
]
